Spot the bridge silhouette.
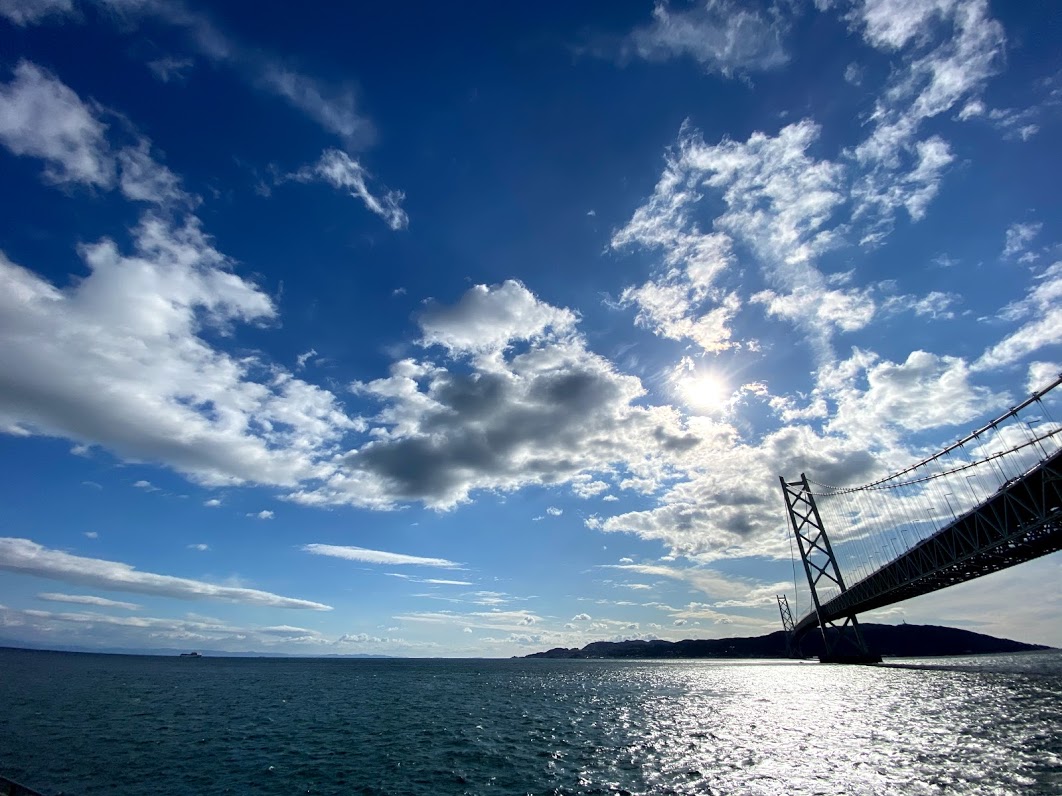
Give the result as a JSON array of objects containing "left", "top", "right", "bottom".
[{"left": 778, "top": 375, "right": 1062, "bottom": 663}]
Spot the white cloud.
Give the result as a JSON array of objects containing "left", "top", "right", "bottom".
[
  {"left": 624, "top": 0, "right": 789, "bottom": 76},
  {"left": 1026, "top": 362, "right": 1060, "bottom": 395},
  {"left": 846, "top": 0, "right": 1004, "bottom": 237},
  {"left": 0, "top": 60, "right": 113, "bottom": 187},
  {"left": 0, "top": 215, "right": 360, "bottom": 487},
  {"left": 295, "top": 348, "right": 317, "bottom": 370},
  {"left": 253, "top": 510, "right": 274, "bottom": 520},
  {"left": 0, "top": 0, "right": 74, "bottom": 25},
  {"left": 880, "top": 290, "right": 959, "bottom": 320},
  {"left": 293, "top": 302, "right": 701, "bottom": 509},
  {"left": 116, "top": 139, "right": 189, "bottom": 206},
  {"left": 975, "top": 263, "right": 1062, "bottom": 371},
  {"left": 602, "top": 562, "right": 788, "bottom": 609},
  {"left": 418, "top": 280, "right": 577, "bottom": 355},
  {"left": 1002, "top": 222, "right": 1042, "bottom": 260},
  {"left": 613, "top": 120, "right": 871, "bottom": 355},
  {"left": 336, "top": 632, "right": 395, "bottom": 645},
  {"left": 393, "top": 609, "right": 542, "bottom": 634},
  {"left": 0, "top": 537, "right": 331, "bottom": 609},
  {"left": 187, "top": 543, "right": 210, "bottom": 551},
  {"left": 0, "top": 61, "right": 191, "bottom": 206},
  {"left": 585, "top": 356, "right": 998, "bottom": 558},
  {"left": 83, "top": 531, "right": 99, "bottom": 539},
  {"left": 302, "top": 544, "right": 463, "bottom": 569},
  {"left": 571, "top": 613, "right": 591, "bottom": 621},
  {"left": 203, "top": 498, "right": 221, "bottom": 508},
  {"left": 824, "top": 349, "right": 1003, "bottom": 439},
  {"left": 260, "top": 67, "right": 374, "bottom": 147},
  {"left": 851, "top": 0, "right": 955, "bottom": 50},
  {"left": 0, "top": 604, "right": 381, "bottom": 652},
  {"left": 546, "top": 506, "right": 563, "bottom": 516},
  {"left": 287, "top": 149, "right": 407, "bottom": 230},
  {"left": 37, "top": 592, "right": 141, "bottom": 610},
  {"left": 571, "top": 476, "right": 610, "bottom": 498}
]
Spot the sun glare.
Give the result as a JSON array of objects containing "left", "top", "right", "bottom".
[{"left": 677, "top": 371, "right": 730, "bottom": 414}]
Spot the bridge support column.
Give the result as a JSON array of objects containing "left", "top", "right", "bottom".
[
  {"left": 780, "top": 474, "right": 881, "bottom": 664},
  {"left": 776, "top": 594, "right": 798, "bottom": 657}
]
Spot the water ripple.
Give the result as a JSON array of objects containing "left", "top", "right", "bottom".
[{"left": 0, "top": 650, "right": 1059, "bottom": 795}]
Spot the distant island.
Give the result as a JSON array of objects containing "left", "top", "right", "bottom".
[{"left": 525, "top": 623, "right": 1052, "bottom": 660}]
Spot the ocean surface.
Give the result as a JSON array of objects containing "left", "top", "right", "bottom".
[{"left": 1, "top": 648, "right": 1060, "bottom": 795}]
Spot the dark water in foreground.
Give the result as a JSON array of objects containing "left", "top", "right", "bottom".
[{"left": 1, "top": 648, "right": 1060, "bottom": 795}]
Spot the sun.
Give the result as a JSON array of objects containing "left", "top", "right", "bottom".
[{"left": 676, "top": 370, "right": 730, "bottom": 414}]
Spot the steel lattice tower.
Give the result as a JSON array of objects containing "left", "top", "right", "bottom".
[
  {"left": 780, "top": 474, "right": 880, "bottom": 664},
  {"left": 776, "top": 594, "right": 796, "bottom": 657}
]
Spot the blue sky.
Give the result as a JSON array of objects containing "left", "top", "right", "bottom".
[{"left": 1, "top": 0, "right": 1060, "bottom": 656}]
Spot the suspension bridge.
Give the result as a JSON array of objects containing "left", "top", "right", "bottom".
[{"left": 777, "top": 375, "right": 1062, "bottom": 663}]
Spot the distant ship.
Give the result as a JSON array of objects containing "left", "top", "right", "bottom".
[{"left": 179, "top": 652, "right": 202, "bottom": 658}]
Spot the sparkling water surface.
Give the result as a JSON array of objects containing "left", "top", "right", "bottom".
[{"left": 1, "top": 648, "right": 1060, "bottom": 795}]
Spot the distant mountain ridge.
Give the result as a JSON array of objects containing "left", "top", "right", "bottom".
[{"left": 525, "top": 624, "right": 1051, "bottom": 659}]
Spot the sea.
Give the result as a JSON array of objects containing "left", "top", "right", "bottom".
[{"left": 0, "top": 647, "right": 1060, "bottom": 795}]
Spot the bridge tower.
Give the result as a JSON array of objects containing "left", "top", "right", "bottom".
[
  {"left": 780, "top": 474, "right": 881, "bottom": 664},
  {"left": 776, "top": 594, "right": 797, "bottom": 657}
]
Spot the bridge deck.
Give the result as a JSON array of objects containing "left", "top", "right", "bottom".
[{"left": 793, "top": 446, "right": 1062, "bottom": 642}]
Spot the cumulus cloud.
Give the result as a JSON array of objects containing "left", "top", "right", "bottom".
[
  {"left": 623, "top": 0, "right": 789, "bottom": 76},
  {"left": 302, "top": 544, "right": 463, "bottom": 569},
  {"left": 0, "top": 538, "right": 331, "bottom": 609},
  {"left": 824, "top": 350, "right": 1002, "bottom": 437},
  {"left": 285, "top": 281, "right": 704, "bottom": 510},
  {"left": 0, "top": 216, "right": 359, "bottom": 487},
  {"left": 418, "top": 280, "right": 577, "bottom": 354},
  {"left": 287, "top": 149, "right": 407, "bottom": 230},
  {"left": 593, "top": 348, "right": 1008, "bottom": 560}
]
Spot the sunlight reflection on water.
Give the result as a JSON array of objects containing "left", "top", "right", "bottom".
[{"left": 0, "top": 650, "right": 1059, "bottom": 795}]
